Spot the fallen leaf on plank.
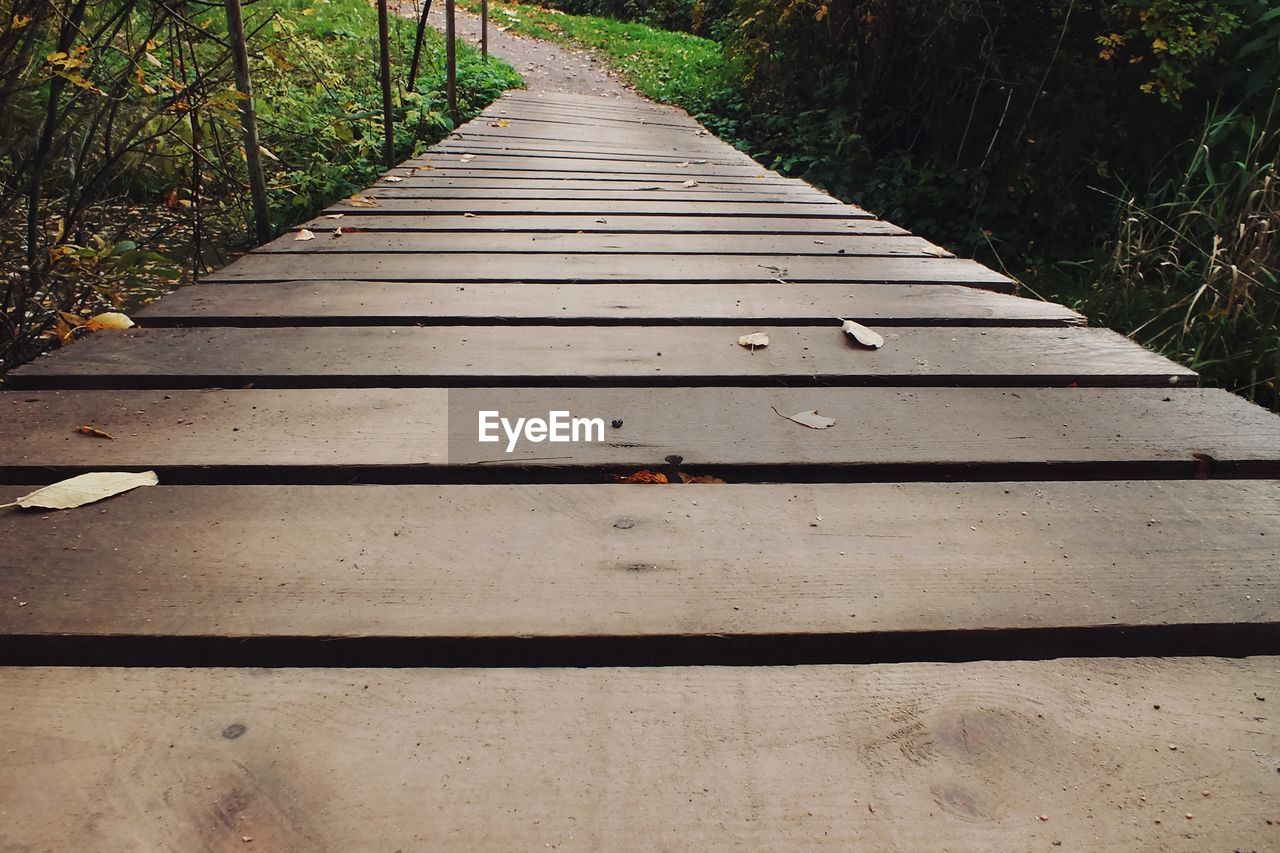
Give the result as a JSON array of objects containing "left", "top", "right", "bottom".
[
  {"left": 610, "top": 469, "right": 669, "bottom": 484},
  {"left": 323, "top": 213, "right": 344, "bottom": 220},
  {"left": 294, "top": 228, "right": 316, "bottom": 241},
  {"left": 459, "top": 153, "right": 476, "bottom": 162},
  {"left": 382, "top": 175, "right": 404, "bottom": 183},
  {"left": 682, "top": 180, "right": 699, "bottom": 188},
  {"left": 463, "top": 212, "right": 478, "bottom": 218},
  {"left": 738, "top": 331, "right": 769, "bottom": 349},
  {"left": 83, "top": 312, "right": 134, "bottom": 331},
  {"left": 772, "top": 406, "right": 836, "bottom": 429},
  {"left": 679, "top": 472, "right": 727, "bottom": 484},
  {"left": 74, "top": 426, "right": 114, "bottom": 440},
  {"left": 347, "top": 195, "right": 380, "bottom": 208},
  {"left": 1, "top": 471, "right": 158, "bottom": 510},
  {"left": 489, "top": 119, "right": 510, "bottom": 127},
  {"left": 839, "top": 318, "right": 885, "bottom": 349}
]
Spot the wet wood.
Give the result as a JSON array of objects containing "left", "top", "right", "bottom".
[
  {"left": 1, "top": 387, "right": 1274, "bottom": 476},
  {"left": 0, "top": 659, "right": 1275, "bottom": 849},
  {"left": 136, "top": 282, "right": 1080, "bottom": 326},
  {"left": 8, "top": 326, "right": 1192, "bottom": 389}
]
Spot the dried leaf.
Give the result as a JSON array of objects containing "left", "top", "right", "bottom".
[
  {"left": 331, "top": 228, "right": 344, "bottom": 239},
  {"left": 677, "top": 161, "right": 690, "bottom": 167},
  {"left": 459, "top": 153, "right": 476, "bottom": 162},
  {"left": 772, "top": 406, "right": 836, "bottom": 429},
  {"left": 921, "top": 245, "right": 949, "bottom": 257},
  {"left": 610, "top": 469, "right": 669, "bottom": 484},
  {"left": 74, "top": 426, "right": 114, "bottom": 440},
  {"left": 638, "top": 185, "right": 665, "bottom": 191},
  {"left": 383, "top": 175, "right": 404, "bottom": 183},
  {"left": 463, "top": 212, "right": 478, "bottom": 218},
  {"left": 738, "top": 331, "right": 769, "bottom": 349},
  {"left": 682, "top": 180, "right": 699, "bottom": 188},
  {"left": 1, "top": 471, "right": 158, "bottom": 511},
  {"left": 294, "top": 228, "right": 316, "bottom": 241},
  {"left": 839, "top": 318, "right": 884, "bottom": 349},
  {"left": 678, "top": 472, "right": 727, "bottom": 484},
  {"left": 84, "top": 312, "right": 135, "bottom": 331},
  {"left": 489, "top": 119, "right": 510, "bottom": 127},
  {"left": 323, "top": 213, "right": 345, "bottom": 220},
  {"left": 259, "top": 145, "right": 279, "bottom": 162},
  {"left": 347, "top": 195, "right": 380, "bottom": 208}
]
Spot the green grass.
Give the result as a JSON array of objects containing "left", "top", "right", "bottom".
[{"left": 462, "top": 0, "right": 731, "bottom": 113}]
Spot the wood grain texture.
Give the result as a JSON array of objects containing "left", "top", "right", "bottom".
[
  {"left": 365, "top": 187, "right": 842, "bottom": 204},
  {"left": 262, "top": 231, "right": 944, "bottom": 256},
  {"left": 1, "top": 659, "right": 1276, "bottom": 850},
  {"left": 8, "top": 325, "right": 1194, "bottom": 389},
  {"left": 324, "top": 197, "right": 875, "bottom": 217},
  {"left": 405, "top": 154, "right": 780, "bottom": 176},
  {"left": 1, "top": 387, "right": 1275, "bottom": 475},
  {"left": 0, "top": 481, "right": 1274, "bottom": 638},
  {"left": 204, "top": 254, "right": 1012, "bottom": 290},
  {"left": 136, "top": 282, "right": 1080, "bottom": 326},
  {"left": 296, "top": 213, "right": 905, "bottom": 234}
]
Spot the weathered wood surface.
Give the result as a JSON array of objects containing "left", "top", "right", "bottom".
[
  {"left": 2, "top": 387, "right": 1275, "bottom": 476},
  {"left": 0, "top": 481, "right": 1274, "bottom": 639},
  {"left": 296, "top": 213, "right": 905, "bottom": 234},
  {"left": 136, "top": 282, "right": 1080, "bottom": 326},
  {"left": 8, "top": 326, "right": 1193, "bottom": 389},
  {"left": 264, "top": 231, "right": 945, "bottom": 256},
  {"left": 325, "top": 197, "right": 874, "bottom": 217},
  {"left": 205, "top": 253, "right": 1013, "bottom": 289},
  {"left": 5, "top": 88, "right": 1280, "bottom": 851},
  {"left": 1, "top": 659, "right": 1276, "bottom": 850}
]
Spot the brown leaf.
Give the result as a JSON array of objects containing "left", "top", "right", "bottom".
[
  {"left": 611, "top": 469, "right": 669, "bottom": 484},
  {"left": 678, "top": 472, "right": 727, "bottom": 484},
  {"left": 83, "top": 312, "right": 135, "bottom": 332},
  {"left": 74, "top": 425, "right": 114, "bottom": 440}
]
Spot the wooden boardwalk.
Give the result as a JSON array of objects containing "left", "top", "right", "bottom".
[{"left": 2, "top": 91, "right": 1279, "bottom": 849}]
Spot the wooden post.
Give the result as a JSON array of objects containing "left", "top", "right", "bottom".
[
  {"left": 406, "top": 0, "right": 434, "bottom": 91},
  {"left": 377, "top": 0, "right": 395, "bottom": 169},
  {"left": 481, "top": 0, "right": 488, "bottom": 62},
  {"left": 225, "top": 0, "right": 272, "bottom": 244},
  {"left": 445, "top": 0, "right": 457, "bottom": 124}
]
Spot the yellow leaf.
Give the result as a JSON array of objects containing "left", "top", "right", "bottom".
[
  {"left": 815, "top": 4, "right": 828, "bottom": 21},
  {"left": 84, "top": 312, "right": 135, "bottom": 331}
]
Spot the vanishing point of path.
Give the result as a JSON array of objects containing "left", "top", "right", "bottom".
[{"left": 2, "top": 59, "right": 1279, "bottom": 852}]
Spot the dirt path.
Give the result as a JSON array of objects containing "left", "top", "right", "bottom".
[{"left": 390, "top": 1, "right": 643, "bottom": 101}]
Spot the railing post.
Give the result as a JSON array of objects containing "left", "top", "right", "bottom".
[
  {"left": 445, "top": 0, "right": 458, "bottom": 124},
  {"left": 377, "top": 0, "right": 395, "bottom": 169},
  {"left": 407, "top": 0, "right": 434, "bottom": 91},
  {"left": 481, "top": 0, "right": 488, "bottom": 62},
  {"left": 225, "top": 0, "right": 272, "bottom": 244}
]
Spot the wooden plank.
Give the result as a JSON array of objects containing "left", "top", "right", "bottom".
[
  {"left": 0, "top": 660, "right": 1276, "bottom": 849},
  {"left": 296, "top": 214, "right": 906, "bottom": 235},
  {"left": 203, "top": 254, "right": 1013, "bottom": 290},
  {"left": 407, "top": 155, "right": 775, "bottom": 176},
  {"left": 325, "top": 199, "right": 873, "bottom": 218},
  {"left": 378, "top": 176, "right": 809, "bottom": 190},
  {"left": 443, "top": 135, "right": 747, "bottom": 160},
  {"left": 0, "top": 481, "right": 1273, "bottom": 639},
  {"left": 433, "top": 142, "right": 744, "bottom": 164},
  {"left": 7, "top": 326, "right": 1191, "bottom": 389},
  {"left": 476, "top": 111, "right": 700, "bottom": 132},
  {"left": 1, "top": 387, "right": 1276, "bottom": 477},
  {"left": 366, "top": 187, "right": 842, "bottom": 205},
  {"left": 390, "top": 166, "right": 798, "bottom": 185},
  {"left": 135, "top": 282, "right": 1081, "bottom": 327},
  {"left": 262, "top": 232, "right": 942, "bottom": 256}
]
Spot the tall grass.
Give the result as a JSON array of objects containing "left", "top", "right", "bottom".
[{"left": 1072, "top": 96, "right": 1278, "bottom": 407}]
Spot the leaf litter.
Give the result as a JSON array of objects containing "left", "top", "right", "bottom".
[{"left": 771, "top": 406, "right": 836, "bottom": 429}]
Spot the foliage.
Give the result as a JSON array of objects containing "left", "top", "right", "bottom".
[
  {"left": 467, "top": 0, "right": 731, "bottom": 109},
  {"left": 503, "top": 0, "right": 736, "bottom": 35},
  {"left": 0, "top": 0, "right": 519, "bottom": 372}
]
